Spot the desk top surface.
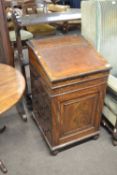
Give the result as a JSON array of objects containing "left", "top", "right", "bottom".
[
  {"left": 0, "top": 64, "right": 25, "bottom": 115},
  {"left": 28, "top": 35, "right": 110, "bottom": 82}
]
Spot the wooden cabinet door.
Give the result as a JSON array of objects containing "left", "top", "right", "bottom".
[
  {"left": 0, "top": 0, "right": 13, "bottom": 65},
  {"left": 55, "top": 84, "right": 105, "bottom": 145}
]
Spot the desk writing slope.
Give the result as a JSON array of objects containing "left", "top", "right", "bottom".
[{"left": 28, "top": 36, "right": 110, "bottom": 154}]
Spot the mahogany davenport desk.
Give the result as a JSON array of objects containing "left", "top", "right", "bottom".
[{"left": 28, "top": 36, "right": 110, "bottom": 154}]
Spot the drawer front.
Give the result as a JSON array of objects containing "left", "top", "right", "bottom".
[
  {"left": 30, "top": 68, "right": 52, "bottom": 144},
  {"left": 53, "top": 83, "right": 106, "bottom": 145}
]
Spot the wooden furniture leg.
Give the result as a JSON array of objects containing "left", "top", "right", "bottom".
[
  {"left": 112, "top": 123, "right": 117, "bottom": 146},
  {"left": 0, "top": 126, "right": 6, "bottom": 134},
  {"left": 0, "top": 126, "right": 7, "bottom": 173},
  {"left": 102, "top": 118, "right": 117, "bottom": 146},
  {"left": 13, "top": 12, "right": 32, "bottom": 109},
  {"left": 0, "top": 160, "right": 7, "bottom": 174},
  {"left": 16, "top": 97, "right": 29, "bottom": 122}
]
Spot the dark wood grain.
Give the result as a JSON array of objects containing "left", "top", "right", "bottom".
[
  {"left": 0, "top": 0, "right": 13, "bottom": 65},
  {"left": 28, "top": 36, "right": 110, "bottom": 153},
  {"left": 28, "top": 36, "right": 110, "bottom": 82}
]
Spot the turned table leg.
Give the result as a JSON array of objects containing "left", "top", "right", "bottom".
[
  {"left": 0, "top": 126, "right": 6, "bottom": 134},
  {"left": 16, "top": 97, "right": 29, "bottom": 122},
  {"left": 112, "top": 128, "right": 117, "bottom": 146},
  {"left": 0, "top": 127, "right": 7, "bottom": 173},
  {"left": 0, "top": 160, "right": 7, "bottom": 173}
]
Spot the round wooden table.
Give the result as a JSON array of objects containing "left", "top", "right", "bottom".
[{"left": 0, "top": 64, "right": 25, "bottom": 173}]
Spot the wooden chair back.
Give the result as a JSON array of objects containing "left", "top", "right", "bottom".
[{"left": 22, "top": 0, "right": 47, "bottom": 15}]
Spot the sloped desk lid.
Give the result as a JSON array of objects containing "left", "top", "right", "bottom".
[{"left": 28, "top": 36, "right": 111, "bottom": 82}]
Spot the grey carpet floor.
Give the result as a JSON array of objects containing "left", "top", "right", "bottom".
[{"left": 0, "top": 107, "right": 117, "bottom": 175}]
